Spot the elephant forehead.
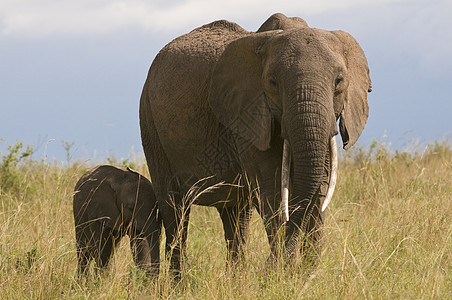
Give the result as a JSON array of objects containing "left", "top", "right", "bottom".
[
  {"left": 266, "top": 29, "right": 344, "bottom": 72},
  {"left": 270, "top": 28, "right": 334, "bottom": 53}
]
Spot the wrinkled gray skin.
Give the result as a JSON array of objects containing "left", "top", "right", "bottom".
[
  {"left": 139, "top": 13, "right": 371, "bottom": 274},
  {"left": 73, "top": 165, "right": 160, "bottom": 276}
]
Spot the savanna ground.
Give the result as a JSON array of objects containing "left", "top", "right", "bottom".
[{"left": 0, "top": 139, "right": 450, "bottom": 299}]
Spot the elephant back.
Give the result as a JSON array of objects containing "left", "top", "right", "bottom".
[
  {"left": 161, "top": 20, "right": 248, "bottom": 63},
  {"left": 142, "top": 21, "right": 249, "bottom": 178}
]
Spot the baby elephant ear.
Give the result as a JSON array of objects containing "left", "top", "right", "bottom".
[
  {"left": 332, "top": 30, "right": 372, "bottom": 149},
  {"left": 208, "top": 32, "right": 275, "bottom": 151}
]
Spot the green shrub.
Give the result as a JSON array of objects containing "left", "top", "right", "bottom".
[{"left": 0, "top": 141, "right": 34, "bottom": 195}]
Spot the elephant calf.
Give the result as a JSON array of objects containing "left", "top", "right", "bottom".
[{"left": 73, "top": 165, "right": 160, "bottom": 276}]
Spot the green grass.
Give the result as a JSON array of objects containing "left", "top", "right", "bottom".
[{"left": 0, "top": 140, "right": 450, "bottom": 299}]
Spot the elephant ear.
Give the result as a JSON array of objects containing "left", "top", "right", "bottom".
[
  {"left": 332, "top": 30, "right": 372, "bottom": 150},
  {"left": 85, "top": 176, "right": 122, "bottom": 230},
  {"left": 208, "top": 32, "right": 276, "bottom": 151},
  {"left": 102, "top": 168, "right": 131, "bottom": 228}
]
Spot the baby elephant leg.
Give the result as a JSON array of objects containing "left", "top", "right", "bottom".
[
  {"left": 75, "top": 233, "right": 92, "bottom": 276},
  {"left": 93, "top": 225, "right": 122, "bottom": 274},
  {"left": 76, "top": 221, "right": 120, "bottom": 276},
  {"left": 129, "top": 223, "right": 161, "bottom": 276}
]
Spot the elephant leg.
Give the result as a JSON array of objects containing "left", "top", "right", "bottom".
[
  {"left": 158, "top": 183, "right": 190, "bottom": 278},
  {"left": 76, "top": 222, "right": 113, "bottom": 276},
  {"left": 238, "top": 139, "right": 285, "bottom": 261},
  {"left": 140, "top": 108, "right": 186, "bottom": 277},
  {"left": 95, "top": 227, "right": 121, "bottom": 272},
  {"left": 77, "top": 250, "right": 89, "bottom": 276},
  {"left": 129, "top": 225, "right": 160, "bottom": 276},
  {"left": 256, "top": 194, "right": 284, "bottom": 261},
  {"left": 246, "top": 159, "right": 284, "bottom": 260},
  {"left": 76, "top": 238, "right": 91, "bottom": 276},
  {"left": 75, "top": 225, "right": 92, "bottom": 276},
  {"left": 217, "top": 204, "right": 252, "bottom": 263},
  {"left": 162, "top": 203, "right": 190, "bottom": 277},
  {"left": 130, "top": 236, "right": 151, "bottom": 270}
]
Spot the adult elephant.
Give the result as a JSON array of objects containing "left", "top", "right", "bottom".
[{"left": 139, "top": 13, "right": 371, "bottom": 274}]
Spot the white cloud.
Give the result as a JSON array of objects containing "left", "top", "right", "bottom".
[
  {"left": 0, "top": 0, "right": 412, "bottom": 37},
  {"left": 1, "top": 0, "right": 449, "bottom": 74},
  {"left": 0, "top": 0, "right": 157, "bottom": 36}
]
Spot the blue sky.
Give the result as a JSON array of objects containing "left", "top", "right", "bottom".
[{"left": 1, "top": 0, "right": 451, "bottom": 162}]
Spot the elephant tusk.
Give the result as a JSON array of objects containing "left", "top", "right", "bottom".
[
  {"left": 322, "top": 136, "right": 338, "bottom": 212},
  {"left": 281, "top": 139, "right": 290, "bottom": 222}
]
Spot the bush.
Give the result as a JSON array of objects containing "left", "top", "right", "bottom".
[{"left": 0, "top": 141, "right": 34, "bottom": 195}]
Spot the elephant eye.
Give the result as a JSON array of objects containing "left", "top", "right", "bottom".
[{"left": 335, "top": 74, "right": 344, "bottom": 87}]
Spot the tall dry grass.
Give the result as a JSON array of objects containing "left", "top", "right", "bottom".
[{"left": 0, "top": 140, "right": 450, "bottom": 299}]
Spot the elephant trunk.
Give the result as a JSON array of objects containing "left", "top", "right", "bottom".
[{"left": 284, "top": 86, "right": 332, "bottom": 253}]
